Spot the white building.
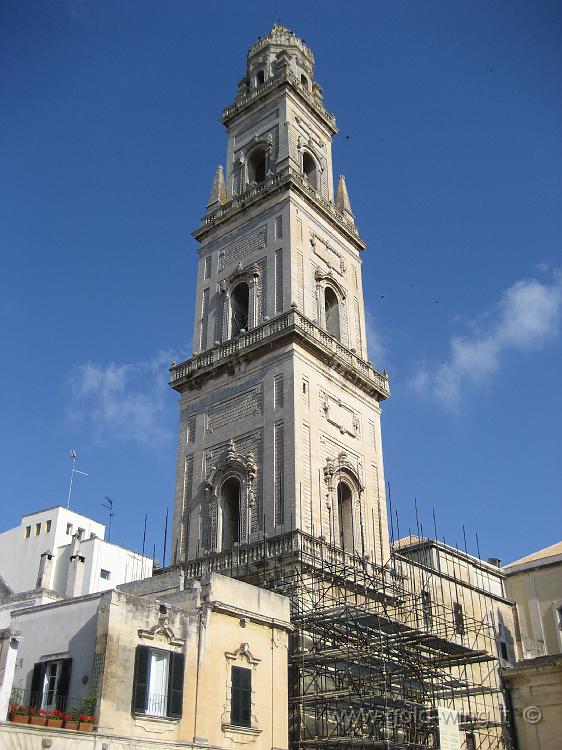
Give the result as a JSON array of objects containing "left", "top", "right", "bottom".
[{"left": 0, "top": 506, "right": 152, "bottom": 627}]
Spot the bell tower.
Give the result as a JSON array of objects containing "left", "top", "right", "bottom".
[{"left": 170, "top": 25, "right": 391, "bottom": 567}]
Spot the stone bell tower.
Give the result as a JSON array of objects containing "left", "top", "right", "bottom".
[{"left": 170, "top": 25, "right": 391, "bottom": 567}]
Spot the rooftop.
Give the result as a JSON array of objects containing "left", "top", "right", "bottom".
[{"left": 504, "top": 539, "right": 562, "bottom": 572}]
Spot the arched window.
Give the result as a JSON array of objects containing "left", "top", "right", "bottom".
[
  {"left": 324, "top": 286, "right": 340, "bottom": 340},
  {"left": 220, "top": 476, "right": 241, "bottom": 551},
  {"left": 300, "top": 74, "right": 309, "bottom": 88},
  {"left": 337, "top": 481, "right": 354, "bottom": 552},
  {"left": 302, "top": 152, "right": 317, "bottom": 188},
  {"left": 256, "top": 70, "right": 265, "bottom": 86},
  {"left": 231, "top": 282, "right": 249, "bottom": 336},
  {"left": 247, "top": 147, "right": 266, "bottom": 184}
]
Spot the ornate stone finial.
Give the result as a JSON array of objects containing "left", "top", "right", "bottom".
[
  {"left": 227, "top": 439, "right": 237, "bottom": 462},
  {"left": 207, "top": 165, "right": 227, "bottom": 209},
  {"left": 335, "top": 175, "right": 355, "bottom": 222}
]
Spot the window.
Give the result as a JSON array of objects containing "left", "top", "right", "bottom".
[
  {"left": 100, "top": 569, "right": 111, "bottom": 580},
  {"left": 25, "top": 525, "right": 31, "bottom": 539},
  {"left": 256, "top": 69, "right": 265, "bottom": 86},
  {"left": 220, "top": 477, "right": 241, "bottom": 551},
  {"left": 45, "top": 520, "right": 51, "bottom": 533},
  {"left": 231, "top": 282, "right": 249, "bottom": 336},
  {"left": 302, "top": 151, "right": 317, "bottom": 188},
  {"left": 324, "top": 287, "right": 340, "bottom": 340},
  {"left": 132, "top": 645, "right": 184, "bottom": 719},
  {"left": 66, "top": 523, "right": 72, "bottom": 535},
  {"left": 35, "top": 522, "right": 41, "bottom": 536},
  {"left": 231, "top": 666, "right": 251, "bottom": 727},
  {"left": 453, "top": 602, "right": 465, "bottom": 635},
  {"left": 247, "top": 147, "right": 266, "bottom": 184},
  {"left": 77, "top": 527, "right": 85, "bottom": 540},
  {"left": 337, "top": 482, "right": 353, "bottom": 552},
  {"left": 274, "top": 215, "right": 283, "bottom": 239},
  {"left": 300, "top": 74, "right": 309, "bottom": 88},
  {"left": 557, "top": 605, "right": 562, "bottom": 629},
  {"left": 465, "top": 732, "right": 476, "bottom": 750},
  {"left": 30, "top": 658, "right": 72, "bottom": 712},
  {"left": 500, "top": 640, "right": 508, "bottom": 660}
]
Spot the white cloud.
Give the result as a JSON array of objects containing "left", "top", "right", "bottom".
[
  {"left": 410, "top": 272, "right": 562, "bottom": 411},
  {"left": 68, "top": 351, "right": 179, "bottom": 446}
]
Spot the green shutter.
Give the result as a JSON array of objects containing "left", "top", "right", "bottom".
[
  {"left": 132, "top": 646, "right": 149, "bottom": 714},
  {"left": 167, "top": 652, "right": 184, "bottom": 718}
]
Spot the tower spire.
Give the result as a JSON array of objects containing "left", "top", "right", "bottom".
[
  {"left": 335, "top": 175, "right": 355, "bottom": 223},
  {"left": 207, "top": 165, "right": 227, "bottom": 209}
]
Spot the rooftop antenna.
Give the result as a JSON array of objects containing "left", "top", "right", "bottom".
[
  {"left": 102, "top": 496, "right": 116, "bottom": 541},
  {"left": 66, "top": 449, "right": 88, "bottom": 509}
]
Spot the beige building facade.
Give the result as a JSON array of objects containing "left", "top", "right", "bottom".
[
  {"left": 1, "top": 572, "right": 290, "bottom": 750},
  {"left": 501, "top": 541, "right": 562, "bottom": 750}
]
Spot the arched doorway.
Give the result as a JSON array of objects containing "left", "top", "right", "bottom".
[
  {"left": 231, "top": 282, "right": 249, "bottom": 336},
  {"left": 337, "top": 481, "right": 354, "bottom": 552},
  {"left": 220, "top": 476, "right": 241, "bottom": 551},
  {"left": 324, "top": 286, "right": 340, "bottom": 340}
]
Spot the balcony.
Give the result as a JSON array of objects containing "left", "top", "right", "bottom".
[
  {"left": 193, "top": 165, "right": 364, "bottom": 248},
  {"left": 169, "top": 308, "right": 390, "bottom": 401}
]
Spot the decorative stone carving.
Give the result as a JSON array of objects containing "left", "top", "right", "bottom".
[
  {"left": 310, "top": 232, "right": 346, "bottom": 276},
  {"left": 319, "top": 389, "right": 360, "bottom": 438},
  {"left": 138, "top": 610, "right": 185, "bottom": 647},
  {"left": 207, "top": 386, "right": 263, "bottom": 433},
  {"left": 218, "top": 225, "right": 267, "bottom": 273}
]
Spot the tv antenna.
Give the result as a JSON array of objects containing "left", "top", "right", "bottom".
[
  {"left": 66, "top": 450, "right": 88, "bottom": 509},
  {"left": 102, "top": 497, "right": 116, "bottom": 541}
]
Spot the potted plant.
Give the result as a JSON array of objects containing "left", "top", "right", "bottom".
[
  {"left": 63, "top": 712, "right": 79, "bottom": 730},
  {"left": 78, "top": 713, "right": 95, "bottom": 732},
  {"left": 9, "top": 705, "right": 30, "bottom": 724},
  {"left": 46, "top": 709, "right": 64, "bottom": 728},
  {"left": 29, "top": 708, "right": 48, "bottom": 727}
]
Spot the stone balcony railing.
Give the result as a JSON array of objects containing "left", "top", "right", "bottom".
[
  {"left": 223, "top": 69, "right": 336, "bottom": 132},
  {"left": 169, "top": 308, "right": 390, "bottom": 400},
  {"left": 194, "top": 165, "right": 363, "bottom": 245}
]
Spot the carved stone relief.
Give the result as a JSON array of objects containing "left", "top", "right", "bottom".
[
  {"left": 207, "top": 386, "right": 263, "bottom": 433},
  {"left": 310, "top": 232, "right": 346, "bottom": 276},
  {"left": 319, "top": 389, "right": 360, "bottom": 438},
  {"left": 218, "top": 225, "right": 267, "bottom": 274}
]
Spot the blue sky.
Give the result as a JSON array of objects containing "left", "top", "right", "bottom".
[{"left": 1, "top": 0, "right": 561, "bottom": 566}]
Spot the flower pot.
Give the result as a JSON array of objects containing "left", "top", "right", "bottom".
[
  {"left": 63, "top": 720, "right": 79, "bottom": 730},
  {"left": 30, "top": 716, "right": 47, "bottom": 726},
  {"left": 79, "top": 722, "right": 94, "bottom": 732},
  {"left": 47, "top": 718, "right": 63, "bottom": 728},
  {"left": 11, "top": 715, "right": 29, "bottom": 724}
]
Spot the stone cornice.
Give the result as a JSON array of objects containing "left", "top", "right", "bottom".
[
  {"left": 169, "top": 309, "right": 390, "bottom": 402},
  {"left": 193, "top": 166, "right": 365, "bottom": 251},
  {"left": 223, "top": 70, "right": 336, "bottom": 134}
]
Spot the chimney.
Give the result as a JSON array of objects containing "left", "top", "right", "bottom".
[
  {"left": 66, "top": 554, "right": 86, "bottom": 597},
  {"left": 36, "top": 552, "right": 54, "bottom": 589}
]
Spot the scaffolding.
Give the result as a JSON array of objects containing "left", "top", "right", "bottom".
[{"left": 184, "top": 530, "right": 511, "bottom": 750}]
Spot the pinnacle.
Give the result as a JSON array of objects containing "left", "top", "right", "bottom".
[
  {"left": 335, "top": 175, "right": 354, "bottom": 219},
  {"left": 207, "top": 165, "right": 227, "bottom": 209}
]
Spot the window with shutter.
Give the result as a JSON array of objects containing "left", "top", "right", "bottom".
[
  {"left": 132, "top": 645, "right": 184, "bottom": 719},
  {"left": 230, "top": 666, "right": 251, "bottom": 727}
]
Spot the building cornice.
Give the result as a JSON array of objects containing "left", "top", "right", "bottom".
[
  {"left": 223, "top": 70, "right": 337, "bottom": 134},
  {"left": 169, "top": 309, "right": 390, "bottom": 402},
  {"left": 193, "top": 165, "right": 365, "bottom": 250}
]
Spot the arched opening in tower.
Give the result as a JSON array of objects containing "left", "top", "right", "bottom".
[
  {"left": 231, "top": 282, "right": 250, "bottom": 336},
  {"left": 337, "top": 481, "right": 353, "bottom": 552},
  {"left": 220, "top": 476, "right": 241, "bottom": 551},
  {"left": 302, "top": 151, "right": 317, "bottom": 188},
  {"left": 247, "top": 147, "right": 266, "bottom": 184},
  {"left": 324, "top": 287, "right": 340, "bottom": 340}
]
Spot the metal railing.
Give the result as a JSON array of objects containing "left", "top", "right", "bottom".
[{"left": 9, "top": 687, "right": 92, "bottom": 717}]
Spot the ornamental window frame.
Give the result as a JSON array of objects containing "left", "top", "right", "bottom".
[{"left": 222, "top": 643, "right": 261, "bottom": 735}]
